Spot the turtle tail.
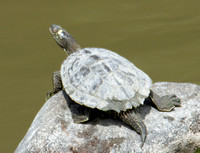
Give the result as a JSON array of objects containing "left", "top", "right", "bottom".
[{"left": 118, "top": 109, "right": 147, "bottom": 147}]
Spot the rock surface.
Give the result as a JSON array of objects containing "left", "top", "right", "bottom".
[{"left": 15, "top": 82, "right": 200, "bottom": 153}]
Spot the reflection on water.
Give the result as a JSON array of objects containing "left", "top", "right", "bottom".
[{"left": 0, "top": 0, "right": 200, "bottom": 152}]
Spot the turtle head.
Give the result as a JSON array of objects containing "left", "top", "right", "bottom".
[{"left": 49, "top": 24, "right": 81, "bottom": 55}]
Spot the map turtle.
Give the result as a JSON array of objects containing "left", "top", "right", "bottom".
[{"left": 47, "top": 24, "right": 181, "bottom": 146}]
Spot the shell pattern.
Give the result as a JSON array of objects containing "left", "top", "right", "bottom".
[{"left": 61, "top": 48, "right": 152, "bottom": 112}]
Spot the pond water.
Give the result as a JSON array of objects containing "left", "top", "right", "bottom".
[{"left": 1, "top": 0, "right": 200, "bottom": 152}]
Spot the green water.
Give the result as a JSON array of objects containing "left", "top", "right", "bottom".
[{"left": 1, "top": 0, "right": 200, "bottom": 152}]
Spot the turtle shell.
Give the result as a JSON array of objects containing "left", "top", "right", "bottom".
[{"left": 61, "top": 48, "right": 152, "bottom": 113}]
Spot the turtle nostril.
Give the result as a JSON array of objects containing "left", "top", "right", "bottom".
[{"left": 50, "top": 24, "right": 60, "bottom": 33}]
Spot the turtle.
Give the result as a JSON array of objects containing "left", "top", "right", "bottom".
[{"left": 47, "top": 24, "right": 181, "bottom": 146}]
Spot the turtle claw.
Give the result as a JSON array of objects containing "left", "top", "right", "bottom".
[
  {"left": 72, "top": 114, "right": 89, "bottom": 123},
  {"left": 168, "top": 94, "right": 181, "bottom": 107},
  {"left": 46, "top": 90, "right": 54, "bottom": 101}
]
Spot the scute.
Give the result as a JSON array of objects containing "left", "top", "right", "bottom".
[{"left": 61, "top": 48, "right": 152, "bottom": 112}]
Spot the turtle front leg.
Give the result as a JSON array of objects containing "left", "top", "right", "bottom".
[
  {"left": 46, "top": 71, "right": 63, "bottom": 99},
  {"left": 118, "top": 109, "right": 147, "bottom": 147},
  {"left": 150, "top": 90, "right": 181, "bottom": 112}
]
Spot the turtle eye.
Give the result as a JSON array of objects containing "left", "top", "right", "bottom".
[
  {"left": 57, "top": 29, "right": 63, "bottom": 35},
  {"left": 57, "top": 29, "right": 65, "bottom": 38}
]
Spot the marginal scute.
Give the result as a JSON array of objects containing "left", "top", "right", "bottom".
[{"left": 61, "top": 48, "right": 152, "bottom": 112}]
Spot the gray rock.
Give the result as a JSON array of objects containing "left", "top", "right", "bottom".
[{"left": 15, "top": 82, "right": 200, "bottom": 153}]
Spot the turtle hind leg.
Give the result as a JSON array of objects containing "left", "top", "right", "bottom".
[
  {"left": 118, "top": 109, "right": 147, "bottom": 147},
  {"left": 72, "top": 109, "right": 90, "bottom": 123},
  {"left": 150, "top": 90, "right": 181, "bottom": 112},
  {"left": 46, "top": 71, "right": 63, "bottom": 100},
  {"left": 70, "top": 103, "right": 91, "bottom": 123}
]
